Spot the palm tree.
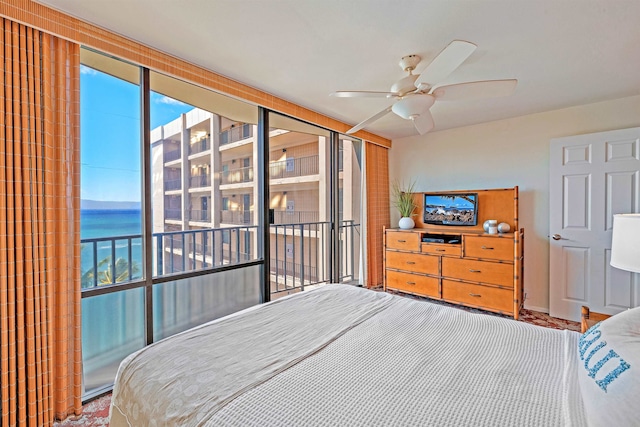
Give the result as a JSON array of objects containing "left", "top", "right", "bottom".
[{"left": 81, "top": 256, "right": 140, "bottom": 288}]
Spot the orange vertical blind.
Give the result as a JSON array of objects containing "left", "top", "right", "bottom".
[
  {"left": 365, "top": 142, "right": 390, "bottom": 288},
  {"left": 0, "top": 18, "right": 81, "bottom": 426}
]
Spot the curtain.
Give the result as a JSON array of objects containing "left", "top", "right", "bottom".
[
  {"left": 364, "top": 142, "right": 390, "bottom": 288},
  {"left": 0, "top": 18, "right": 81, "bottom": 426}
]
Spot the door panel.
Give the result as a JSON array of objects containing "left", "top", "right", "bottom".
[
  {"left": 562, "top": 174, "right": 590, "bottom": 229},
  {"left": 550, "top": 127, "right": 640, "bottom": 321}
]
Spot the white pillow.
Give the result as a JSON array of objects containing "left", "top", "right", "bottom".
[{"left": 577, "top": 306, "right": 640, "bottom": 427}]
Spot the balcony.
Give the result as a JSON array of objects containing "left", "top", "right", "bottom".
[
  {"left": 269, "top": 154, "right": 318, "bottom": 180},
  {"left": 220, "top": 123, "right": 253, "bottom": 146},
  {"left": 164, "top": 148, "right": 181, "bottom": 163},
  {"left": 272, "top": 210, "right": 318, "bottom": 224},
  {"left": 221, "top": 209, "right": 252, "bottom": 224},
  {"left": 189, "top": 209, "right": 211, "bottom": 222},
  {"left": 164, "top": 178, "right": 181, "bottom": 191},
  {"left": 81, "top": 220, "right": 359, "bottom": 291},
  {"left": 189, "top": 138, "right": 210, "bottom": 155},
  {"left": 164, "top": 208, "right": 182, "bottom": 220},
  {"left": 220, "top": 166, "right": 253, "bottom": 185},
  {"left": 190, "top": 174, "right": 211, "bottom": 188}
]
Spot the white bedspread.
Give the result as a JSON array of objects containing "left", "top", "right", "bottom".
[{"left": 110, "top": 284, "right": 586, "bottom": 427}]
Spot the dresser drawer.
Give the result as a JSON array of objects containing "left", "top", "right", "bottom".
[
  {"left": 386, "top": 270, "right": 439, "bottom": 298},
  {"left": 386, "top": 231, "right": 420, "bottom": 251},
  {"left": 441, "top": 257, "right": 513, "bottom": 287},
  {"left": 386, "top": 250, "right": 439, "bottom": 274},
  {"left": 442, "top": 280, "right": 513, "bottom": 313},
  {"left": 421, "top": 243, "right": 461, "bottom": 257},
  {"left": 464, "top": 236, "right": 513, "bottom": 261}
]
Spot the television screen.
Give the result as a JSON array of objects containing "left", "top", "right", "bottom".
[{"left": 423, "top": 193, "right": 478, "bottom": 226}]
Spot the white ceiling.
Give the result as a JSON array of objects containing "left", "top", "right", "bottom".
[{"left": 37, "top": 0, "right": 640, "bottom": 140}]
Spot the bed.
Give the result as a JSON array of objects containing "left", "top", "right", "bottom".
[{"left": 109, "top": 284, "right": 639, "bottom": 427}]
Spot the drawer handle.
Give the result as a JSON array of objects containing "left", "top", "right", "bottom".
[
  {"left": 469, "top": 293, "right": 482, "bottom": 297},
  {"left": 406, "top": 261, "right": 416, "bottom": 265},
  {"left": 397, "top": 239, "right": 407, "bottom": 243},
  {"left": 435, "top": 249, "right": 446, "bottom": 252},
  {"left": 469, "top": 269, "right": 482, "bottom": 273},
  {"left": 406, "top": 281, "right": 416, "bottom": 285},
  {"left": 481, "top": 246, "right": 494, "bottom": 250}
]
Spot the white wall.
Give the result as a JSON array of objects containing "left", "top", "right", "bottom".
[{"left": 389, "top": 95, "right": 640, "bottom": 313}]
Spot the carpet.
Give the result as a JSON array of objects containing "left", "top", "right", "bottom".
[{"left": 54, "top": 291, "right": 581, "bottom": 426}]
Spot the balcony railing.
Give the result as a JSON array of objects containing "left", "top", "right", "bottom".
[
  {"left": 220, "top": 123, "right": 253, "bottom": 146},
  {"left": 221, "top": 209, "right": 252, "bottom": 224},
  {"left": 81, "top": 219, "right": 359, "bottom": 294},
  {"left": 272, "top": 210, "right": 318, "bottom": 224},
  {"left": 220, "top": 166, "right": 253, "bottom": 185},
  {"left": 164, "top": 148, "right": 181, "bottom": 162},
  {"left": 189, "top": 138, "right": 210, "bottom": 155},
  {"left": 164, "top": 208, "right": 182, "bottom": 220},
  {"left": 164, "top": 178, "right": 181, "bottom": 191},
  {"left": 190, "top": 174, "right": 211, "bottom": 188},
  {"left": 189, "top": 209, "right": 211, "bottom": 222},
  {"left": 269, "top": 154, "right": 318, "bottom": 180}
]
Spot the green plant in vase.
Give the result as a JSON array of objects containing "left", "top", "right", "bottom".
[{"left": 392, "top": 179, "right": 418, "bottom": 229}]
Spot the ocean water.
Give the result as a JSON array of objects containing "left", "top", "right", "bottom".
[{"left": 80, "top": 210, "right": 143, "bottom": 283}]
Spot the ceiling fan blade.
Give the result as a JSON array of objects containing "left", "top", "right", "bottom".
[
  {"left": 346, "top": 106, "right": 393, "bottom": 134},
  {"left": 331, "top": 91, "right": 398, "bottom": 98},
  {"left": 414, "top": 40, "right": 477, "bottom": 89},
  {"left": 432, "top": 79, "right": 517, "bottom": 101},
  {"left": 412, "top": 111, "right": 435, "bottom": 135}
]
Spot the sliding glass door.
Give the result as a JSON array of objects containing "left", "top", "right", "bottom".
[{"left": 79, "top": 48, "right": 361, "bottom": 399}]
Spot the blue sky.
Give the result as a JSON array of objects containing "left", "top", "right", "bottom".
[{"left": 80, "top": 65, "right": 193, "bottom": 202}]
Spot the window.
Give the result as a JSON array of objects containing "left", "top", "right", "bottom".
[{"left": 78, "top": 48, "right": 359, "bottom": 400}]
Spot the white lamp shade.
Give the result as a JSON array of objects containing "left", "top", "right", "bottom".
[{"left": 610, "top": 214, "right": 640, "bottom": 273}]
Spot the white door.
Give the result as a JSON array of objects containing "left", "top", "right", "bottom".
[{"left": 550, "top": 127, "right": 640, "bottom": 321}]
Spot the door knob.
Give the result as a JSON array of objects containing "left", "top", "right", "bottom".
[{"left": 552, "top": 234, "right": 562, "bottom": 240}]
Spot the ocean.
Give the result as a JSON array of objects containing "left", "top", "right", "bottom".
[{"left": 81, "top": 209, "right": 143, "bottom": 284}]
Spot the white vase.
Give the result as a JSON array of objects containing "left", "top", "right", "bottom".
[{"left": 398, "top": 217, "right": 415, "bottom": 230}]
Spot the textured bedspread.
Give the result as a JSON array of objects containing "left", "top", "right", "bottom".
[{"left": 110, "top": 285, "right": 586, "bottom": 426}]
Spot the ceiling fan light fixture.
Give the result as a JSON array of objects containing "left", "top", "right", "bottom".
[{"left": 391, "top": 95, "right": 435, "bottom": 120}]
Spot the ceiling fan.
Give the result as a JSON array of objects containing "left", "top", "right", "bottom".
[{"left": 331, "top": 40, "right": 517, "bottom": 135}]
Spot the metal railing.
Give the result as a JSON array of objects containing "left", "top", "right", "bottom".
[
  {"left": 164, "top": 179, "right": 181, "bottom": 191},
  {"left": 272, "top": 210, "right": 319, "bottom": 224},
  {"left": 338, "top": 220, "right": 359, "bottom": 283},
  {"left": 189, "top": 138, "right": 210, "bottom": 155},
  {"left": 221, "top": 210, "right": 252, "bottom": 224},
  {"left": 220, "top": 166, "right": 253, "bottom": 185},
  {"left": 164, "top": 208, "right": 182, "bottom": 220},
  {"left": 164, "top": 148, "right": 181, "bottom": 162},
  {"left": 220, "top": 123, "right": 253, "bottom": 146},
  {"left": 269, "top": 154, "right": 319, "bottom": 179},
  {"left": 190, "top": 174, "right": 211, "bottom": 188},
  {"left": 80, "top": 234, "right": 143, "bottom": 288},
  {"left": 189, "top": 209, "right": 210, "bottom": 222},
  {"left": 80, "top": 220, "right": 358, "bottom": 291},
  {"left": 154, "top": 226, "right": 256, "bottom": 274}
]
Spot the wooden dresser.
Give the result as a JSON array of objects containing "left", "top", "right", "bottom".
[{"left": 384, "top": 187, "right": 524, "bottom": 319}]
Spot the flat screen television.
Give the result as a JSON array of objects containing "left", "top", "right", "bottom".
[{"left": 423, "top": 193, "right": 478, "bottom": 226}]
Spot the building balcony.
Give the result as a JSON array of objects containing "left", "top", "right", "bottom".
[
  {"left": 189, "top": 209, "right": 211, "bottom": 222},
  {"left": 269, "top": 154, "right": 318, "bottom": 180},
  {"left": 220, "top": 123, "right": 253, "bottom": 146},
  {"left": 221, "top": 209, "right": 252, "bottom": 225},
  {"left": 164, "top": 179, "right": 181, "bottom": 191},
  {"left": 221, "top": 166, "right": 253, "bottom": 185},
  {"left": 164, "top": 208, "right": 182, "bottom": 220},
  {"left": 164, "top": 149, "right": 181, "bottom": 163},
  {"left": 189, "top": 138, "right": 210, "bottom": 156},
  {"left": 190, "top": 174, "right": 211, "bottom": 188},
  {"left": 272, "top": 210, "right": 319, "bottom": 224}
]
